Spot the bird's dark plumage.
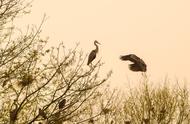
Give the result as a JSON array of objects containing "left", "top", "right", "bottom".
[
  {"left": 120, "top": 54, "right": 147, "bottom": 72},
  {"left": 10, "top": 108, "right": 17, "bottom": 122},
  {"left": 39, "top": 108, "right": 47, "bottom": 119},
  {"left": 87, "top": 50, "right": 96, "bottom": 65},
  {"left": 59, "top": 99, "right": 66, "bottom": 109},
  {"left": 87, "top": 40, "right": 100, "bottom": 65}
]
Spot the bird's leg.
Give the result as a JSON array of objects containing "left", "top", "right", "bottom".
[
  {"left": 141, "top": 72, "right": 147, "bottom": 79},
  {"left": 89, "top": 63, "right": 93, "bottom": 68},
  {"left": 88, "top": 63, "right": 94, "bottom": 71}
]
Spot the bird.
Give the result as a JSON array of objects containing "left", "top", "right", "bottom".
[
  {"left": 39, "top": 108, "right": 47, "bottom": 119},
  {"left": 10, "top": 100, "right": 18, "bottom": 123},
  {"left": 124, "top": 121, "right": 131, "bottom": 124},
  {"left": 10, "top": 108, "right": 17, "bottom": 122},
  {"left": 59, "top": 99, "right": 66, "bottom": 109},
  {"left": 120, "top": 54, "right": 147, "bottom": 72},
  {"left": 87, "top": 40, "right": 101, "bottom": 65}
]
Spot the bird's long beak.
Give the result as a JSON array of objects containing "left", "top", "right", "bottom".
[{"left": 96, "top": 41, "right": 101, "bottom": 45}]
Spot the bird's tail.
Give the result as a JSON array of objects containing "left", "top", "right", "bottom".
[
  {"left": 87, "top": 61, "right": 90, "bottom": 65},
  {"left": 120, "top": 55, "right": 130, "bottom": 61}
]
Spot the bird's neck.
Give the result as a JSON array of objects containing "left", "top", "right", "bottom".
[{"left": 94, "top": 43, "right": 99, "bottom": 53}]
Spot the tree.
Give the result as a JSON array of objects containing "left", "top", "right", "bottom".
[
  {"left": 83, "top": 78, "right": 190, "bottom": 124},
  {"left": 77, "top": 77, "right": 190, "bottom": 124},
  {"left": 1, "top": 1, "right": 190, "bottom": 124},
  {"left": 123, "top": 79, "right": 190, "bottom": 124},
  {"left": 0, "top": 0, "right": 31, "bottom": 30},
  {"left": 0, "top": 0, "right": 111, "bottom": 123},
  {"left": 76, "top": 87, "right": 124, "bottom": 124}
]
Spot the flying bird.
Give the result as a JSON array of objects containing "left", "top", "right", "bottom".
[
  {"left": 120, "top": 54, "right": 147, "bottom": 72},
  {"left": 59, "top": 99, "right": 66, "bottom": 109},
  {"left": 87, "top": 40, "right": 101, "bottom": 65}
]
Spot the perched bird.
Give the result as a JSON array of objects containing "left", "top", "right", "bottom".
[
  {"left": 120, "top": 54, "right": 147, "bottom": 72},
  {"left": 59, "top": 99, "right": 66, "bottom": 109},
  {"left": 87, "top": 40, "right": 101, "bottom": 65},
  {"left": 124, "top": 121, "right": 131, "bottom": 124},
  {"left": 88, "top": 119, "right": 94, "bottom": 124},
  {"left": 39, "top": 108, "right": 47, "bottom": 119},
  {"left": 10, "top": 108, "right": 17, "bottom": 123},
  {"left": 10, "top": 100, "right": 18, "bottom": 123}
]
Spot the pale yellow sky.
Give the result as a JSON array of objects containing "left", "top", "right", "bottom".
[{"left": 15, "top": 0, "right": 190, "bottom": 87}]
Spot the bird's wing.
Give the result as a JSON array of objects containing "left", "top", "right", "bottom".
[
  {"left": 139, "top": 61, "right": 147, "bottom": 71},
  {"left": 129, "top": 63, "right": 147, "bottom": 72},
  {"left": 59, "top": 99, "right": 66, "bottom": 109},
  {"left": 120, "top": 54, "right": 138, "bottom": 62},
  {"left": 87, "top": 50, "right": 96, "bottom": 65},
  {"left": 120, "top": 54, "right": 146, "bottom": 64}
]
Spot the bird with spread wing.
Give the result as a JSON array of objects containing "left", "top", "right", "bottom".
[{"left": 120, "top": 54, "right": 147, "bottom": 72}]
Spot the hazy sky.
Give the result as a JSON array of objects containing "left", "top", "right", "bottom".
[{"left": 16, "top": 0, "right": 190, "bottom": 87}]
